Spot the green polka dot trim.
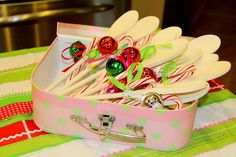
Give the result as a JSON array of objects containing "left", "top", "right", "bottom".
[
  {"left": 136, "top": 143, "right": 145, "bottom": 147},
  {"left": 171, "top": 120, "right": 181, "bottom": 128},
  {"left": 167, "top": 145, "right": 177, "bottom": 151},
  {"left": 120, "top": 128, "right": 129, "bottom": 134},
  {"left": 138, "top": 118, "right": 147, "bottom": 125},
  {"left": 88, "top": 99, "right": 98, "bottom": 106},
  {"left": 152, "top": 132, "right": 162, "bottom": 141},
  {"left": 57, "top": 118, "right": 67, "bottom": 126},
  {"left": 184, "top": 128, "right": 192, "bottom": 137},
  {"left": 72, "top": 107, "right": 81, "bottom": 115},
  {"left": 156, "top": 109, "right": 166, "bottom": 116},
  {"left": 44, "top": 126, "right": 53, "bottom": 133},
  {"left": 42, "top": 101, "right": 51, "bottom": 110},
  {"left": 56, "top": 95, "right": 65, "bottom": 101},
  {"left": 186, "top": 104, "right": 194, "bottom": 111},
  {"left": 74, "top": 132, "right": 83, "bottom": 139},
  {"left": 105, "top": 139, "right": 113, "bottom": 143},
  {"left": 122, "top": 104, "right": 132, "bottom": 110}
]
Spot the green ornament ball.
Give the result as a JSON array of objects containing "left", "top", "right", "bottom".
[
  {"left": 69, "top": 41, "right": 86, "bottom": 61},
  {"left": 106, "top": 58, "right": 125, "bottom": 76}
]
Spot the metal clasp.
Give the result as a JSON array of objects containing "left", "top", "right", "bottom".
[{"left": 71, "top": 114, "right": 146, "bottom": 143}]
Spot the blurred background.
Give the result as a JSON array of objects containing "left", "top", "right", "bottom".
[{"left": 0, "top": 0, "right": 235, "bottom": 93}]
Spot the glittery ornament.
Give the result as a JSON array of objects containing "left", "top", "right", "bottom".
[
  {"left": 69, "top": 41, "right": 86, "bottom": 62},
  {"left": 120, "top": 47, "right": 141, "bottom": 67},
  {"left": 141, "top": 92, "right": 163, "bottom": 109},
  {"left": 97, "top": 36, "right": 118, "bottom": 55},
  {"left": 141, "top": 67, "right": 157, "bottom": 81},
  {"left": 105, "top": 78, "right": 127, "bottom": 94},
  {"left": 105, "top": 84, "right": 119, "bottom": 94},
  {"left": 106, "top": 57, "right": 125, "bottom": 76}
]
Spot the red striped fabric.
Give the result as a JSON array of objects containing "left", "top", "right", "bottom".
[{"left": 0, "top": 120, "right": 47, "bottom": 147}]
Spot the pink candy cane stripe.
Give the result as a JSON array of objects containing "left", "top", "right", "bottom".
[
  {"left": 85, "top": 37, "right": 98, "bottom": 54},
  {"left": 0, "top": 102, "right": 33, "bottom": 120},
  {"left": 135, "top": 35, "right": 151, "bottom": 48},
  {"left": 127, "top": 77, "right": 156, "bottom": 89},
  {"left": 168, "top": 65, "right": 196, "bottom": 84},
  {"left": 117, "top": 35, "right": 134, "bottom": 47},
  {"left": 170, "top": 64, "right": 195, "bottom": 77},
  {"left": 169, "top": 70, "right": 195, "bottom": 84},
  {"left": 162, "top": 95, "right": 183, "bottom": 110},
  {"left": 84, "top": 73, "right": 108, "bottom": 95}
]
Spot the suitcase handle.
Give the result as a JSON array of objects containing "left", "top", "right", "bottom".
[{"left": 70, "top": 114, "right": 146, "bottom": 143}]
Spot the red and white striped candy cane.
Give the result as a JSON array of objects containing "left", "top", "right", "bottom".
[
  {"left": 168, "top": 64, "right": 196, "bottom": 84},
  {"left": 127, "top": 77, "right": 156, "bottom": 89},
  {"left": 84, "top": 72, "right": 108, "bottom": 93},
  {"left": 169, "top": 64, "right": 195, "bottom": 77},
  {"left": 162, "top": 94, "right": 183, "bottom": 110},
  {"left": 116, "top": 35, "right": 134, "bottom": 47},
  {"left": 135, "top": 35, "right": 151, "bottom": 48},
  {"left": 169, "top": 68, "right": 195, "bottom": 84},
  {"left": 152, "top": 64, "right": 196, "bottom": 85}
]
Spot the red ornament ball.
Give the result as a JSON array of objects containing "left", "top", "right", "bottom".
[
  {"left": 120, "top": 47, "right": 141, "bottom": 67},
  {"left": 97, "top": 36, "right": 118, "bottom": 55},
  {"left": 141, "top": 67, "right": 158, "bottom": 81}
]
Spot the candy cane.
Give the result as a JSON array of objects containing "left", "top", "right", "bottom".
[
  {"left": 169, "top": 68, "right": 195, "bottom": 84},
  {"left": 127, "top": 77, "right": 156, "bottom": 89},
  {"left": 117, "top": 35, "right": 134, "bottom": 47},
  {"left": 86, "top": 72, "right": 108, "bottom": 91},
  {"left": 135, "top": 35, "right": 151, "bottom": 48},
  {"left": 153, "top": 64, "right": 196, "bottom": 84},
  {"left": 162, "top": 95, "right": 182, "bottom": 110},
  {"left": 169, "top": 64, "right": 195, "bottom": 77}
]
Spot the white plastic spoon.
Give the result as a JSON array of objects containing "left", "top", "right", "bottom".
[
  {"left": 195, "top": 53, "right": 219, "bottom": 66},
  {"left": 173, "top": 47, "right": 202, "bottom": 66},
  {"left": 149, "top": 26, "right": 182, "bottom": 45},
  {"left": 142, "top": 38, "right": 188, "bottom": 67},
  {"left": 194, "top": 61, "right": 231, "bottom": 81},
  {"left": 181, "top": 61, "right": 231, "bottom": 83},
  {"left": 189, "top": 34, "right": 221, "bottom": 54},
  {"left": 107, "top": 10, "right": 139, "bottom": 37},
  {"left": 126, "top": 16, "right": 159, "bottom": 41}
]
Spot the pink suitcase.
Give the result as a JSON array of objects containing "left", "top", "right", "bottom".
[{"left": 32, "top": 22, "right": 198, "bottom": 151}]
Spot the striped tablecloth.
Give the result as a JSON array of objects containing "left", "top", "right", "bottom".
[{"left": 0, "top": 47, "right": 236, "bottom": 157}]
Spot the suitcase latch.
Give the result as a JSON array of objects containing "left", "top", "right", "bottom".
[
  {"left": 99, "top": 114, "right": 115, "bottom": 130},
  {"left": 71, "top": 114, "right": 146, "bottom": 143}
]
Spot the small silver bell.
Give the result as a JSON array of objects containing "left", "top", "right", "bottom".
[{"left": 141, "top": 92, "right": 164, "bottom": 109}]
